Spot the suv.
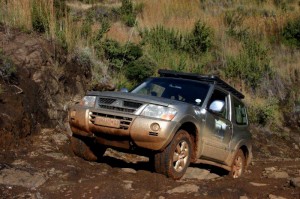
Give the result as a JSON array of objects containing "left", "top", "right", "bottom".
[{"left": 68, "top": 70, "right": 252, "bottom": 179}]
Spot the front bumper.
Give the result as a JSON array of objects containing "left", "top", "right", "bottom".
[{"left": 69, "top": 105, "right": 178, "bottom": 151}]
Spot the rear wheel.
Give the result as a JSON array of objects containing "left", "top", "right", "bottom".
[
  {"left": 153, "top": 130, "right": 192, "bottom": 180},
  {"left": 71, "top": 135, "right": 106, "bottom": 161},
  {"left": 230, "top": 149, "right": 246, "bottom": 178}
]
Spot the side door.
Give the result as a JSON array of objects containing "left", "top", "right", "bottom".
[{"left": 201, "top": 89, "right": 233, "bottom": 162}]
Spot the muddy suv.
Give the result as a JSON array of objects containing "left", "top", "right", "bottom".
[{"left": 68, "top": 70, "right": 252, "bottom": 179}]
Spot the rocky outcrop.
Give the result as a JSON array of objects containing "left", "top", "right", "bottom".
[{"left": 0, "top": 25, "right": 93, "bottom": 148}]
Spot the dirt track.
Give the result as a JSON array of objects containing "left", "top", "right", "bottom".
[{"left": 0, "top": 129, "right": 299, "bottom": 199}]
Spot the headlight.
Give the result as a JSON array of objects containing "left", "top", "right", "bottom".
[
  {"left": 141, "top": 104, "right": 177, "bottom": 121},
  {"left": 79, "top": 96, "right": 96, "bottom": 107}
]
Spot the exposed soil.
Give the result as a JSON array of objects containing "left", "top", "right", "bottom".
[
  {"left": 0, "top": 25, "right": 300, "bottom": 199},
  {"left": 0, "top": 24, "right": 92, "bottom": 148},
  {"left": 0, "top": 129, "right": 299, "bottom": 199}
]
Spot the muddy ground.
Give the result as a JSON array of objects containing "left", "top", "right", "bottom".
[{"left": 0, "top": 129, "right": 299, "bottom": 199}]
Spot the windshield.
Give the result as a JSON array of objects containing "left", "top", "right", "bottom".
[{"left": 131, "top": 77, "right": 210, "bottom": 106}]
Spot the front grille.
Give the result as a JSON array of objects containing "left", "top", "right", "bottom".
[
  {"left": 99, "top": 105, "right": 136, "bottom": 113},
  {"left": 123, "top": 101, "right": 143, "bottom": 109},
  {"left": 90, "top": 112, "right": 132, "bottom": 130},
  {"left": 99, "top": 98, "right": 116, "bottom": 104},
  {"left": 98, "top": 97, "right": 143, "bottom": 114}
]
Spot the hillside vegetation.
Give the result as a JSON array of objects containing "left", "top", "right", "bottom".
[{"left": 0, "top": 0, "right": 299, "bottom": 133}]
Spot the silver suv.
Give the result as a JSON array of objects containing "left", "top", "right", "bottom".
[{"left": 68, "top": 70, "right": 252, "bottom": 179}]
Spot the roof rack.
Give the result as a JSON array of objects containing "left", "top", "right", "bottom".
[{"left": 158, "top": 69, "right": 244, "bottom": 99}]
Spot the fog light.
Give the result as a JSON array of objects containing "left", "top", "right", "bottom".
[{"left": 150, "top": 123, "right": 160, "bottom": 131}]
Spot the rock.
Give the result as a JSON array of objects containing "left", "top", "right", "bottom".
[
  {"left": 182, "top": 167, "right": 214, "bottom": 180},
  {"left": 268, "top": 194, "right": 287, "bottom": 199},
  {"left": 0, "top": 168, "right": 47, "bottom": 188},
  {"left": 268, "top": 171, "right": 289, "bottom": 179},
  {"left": 290, "top": 177, "right": 300, "bottom": 188},
  {"left": 123, "top": 180, "right": 133, "bottom": 190},
  {"left": 121, "top": 168, "right": 137, "bottom": 174},
  {"left": 264, "top": 167, "right": 277, "bottom": 172},
  {"left": 45, "top": 152, "right": 68, "bottom": 160},
  {"left": 167, "top": 184, "right": 199, "bottom": 194},
  {"left": 240, "top": 196, "right": 249, "bottom": 199},
  {"left": 250, "top": 182, "right": 268, "bottom": 186}
]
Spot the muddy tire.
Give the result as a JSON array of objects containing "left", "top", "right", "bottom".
[
  {"left": 71, "top": 135, "right": 106, "bottom": 161},
  {"left": 230, "top": 149, "right": 246, "bottom": 178},
  {"left": 153, "top": 130, "right": 192, "bottom": 180}
]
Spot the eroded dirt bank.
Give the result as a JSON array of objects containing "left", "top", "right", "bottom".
[{"left": 0, "top": 25, "right": 92, "bottom": 148}]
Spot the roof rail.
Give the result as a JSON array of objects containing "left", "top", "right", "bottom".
[{"left": 158, "top": 69, "right": 244, "bottom": 99}]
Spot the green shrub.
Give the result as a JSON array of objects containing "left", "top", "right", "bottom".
[
  {"left": 31, "top": 0, "right": 49, "bottom": 33},
  {"left": 141, "top": 20, "right": 212, "bottom": 56},
  {"left": 125, "top": 56, "right": 156, "bottom": 82},
  {"left": 112, "top": 0, "right": 143, "bottom": 27},
  {"left": 120, "top": 0, "right": 135, "bottom": 26},
  {"left": 224, "top": 37, "right": 271, "bottom": 89},
  {"left": 94, "top": 19, "right": 111, "bottom": 42},
  {"left": 282, "top": 17, "right": 300, "bottom": 48},
  {"left": 81, "top": 19, "right": 92, "bottom": 39},
  {"left": 101, "top": 39, "right": 143, "bottom": 69},
  {"left": 140, "top": 26, "right": 182, "bottom": 52},
  {"left": 184, "top": 20, "right": 212, "bottom": 55},
  {"left": 247, "top": 98, "right": 280, "bottom": 126}
]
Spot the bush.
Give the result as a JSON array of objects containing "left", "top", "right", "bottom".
[
  {"left": 94, "top": 19, "right": 111, "bottom": 42},
  {"left": 141, "top": 20, "right": 212, "bottom": 56},
  {"left": 81, "top": 19, "right": 92, "bottom": 39},
  {"left": 140, "top": 26, "right": 182, "bottom": 52},
  {"left": 247, "top": 98, "right": 281, "bottom": 126},
  {"left": 101, "top": 39, "right": 143, "bottom": 69},
  {"left": 282, "top": 17, "right": 300, "bottom": 48},
  {"left": 184, "top": 20, "right": 212, "bottom": 55},
  {"left": 125, "top": 56, "right": 156, "bottom": 83},
  {"left": 224, "top": 37, "right": 271, "bottom": 89},
  {"left": 110, "top": 0, "right": 138, "bottom": 27},
  {"left": 31, "top": 0, "right": 49, "bottom": 33}
]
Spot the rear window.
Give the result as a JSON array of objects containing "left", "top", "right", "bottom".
[{"left": 233, "top": 98, "right": 248, "bottom": 125}]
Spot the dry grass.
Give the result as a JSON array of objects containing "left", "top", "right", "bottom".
[
  {"left": 106, "top": 22, "right": 140, "bottom": 43},
  {"left": 272, "top": 46, "right": 300, "bottom": 83},
  {"left": 137, "top": 0, "right": 202, "bottom": 31},
  {"left": 0, "top": 0, "right": 32, "bottom": 30}
]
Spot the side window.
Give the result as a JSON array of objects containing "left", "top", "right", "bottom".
[
  {"left": 208, "top": 89, "right": 228, "bottom": 119},
  {"left": 233, "top": 98, "right": 248, "bottom": 125}
]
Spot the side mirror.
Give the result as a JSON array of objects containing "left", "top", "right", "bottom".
[
  {"left": 209, "top": 100, "right": 225, "bottom": 113},
  {"left": 120, "top": 88, "right": 129, "bottom": 92}
]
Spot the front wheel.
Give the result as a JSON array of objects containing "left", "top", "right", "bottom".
[
  {"left": 230, "top": 149, "right": 246, "bottom": 178},
  {"left": 153, "top": 130, "right": 192, "bottom": 180}
]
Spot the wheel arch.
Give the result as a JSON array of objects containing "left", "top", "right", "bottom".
[{"left": 177, "top": 122, "right": 199, "bottom": 162}]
